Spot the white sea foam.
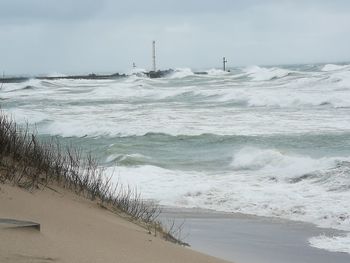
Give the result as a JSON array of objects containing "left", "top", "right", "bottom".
[
  {"left": 245, "top": 89, "right": 350, "bottom": 108},
  {"left": 4, "top": 72, "right": 350, "bottom": 138},
  {"left": 1, "top": 78, "right": 43, "bottom": 93},
  {"left": 211, "top": 77, "right": 350, "bottom": 108},
  {"left": 108, "top": 148, "right": 350, "bottom": 233},
  {"left": 309, "top": 234, "right": 350, "bottom": 254},
  {"left": 4, "top": 108, "right": 49, "bottom": 124},
  {"left": 107, "top": 165, "right": 210, "bottom": 204},
  {"left": 322, "top": 64, "right": 350, "bottom": 72},
  {"left": 105, "top": 153, "right": 151, "bottom": 164},
  {"left": 111, "top": 158, "right": 350, "bottom": 254},
  {"left": 206, "top": 68, "right": 230, "bottom": 76},
  {"left": 169, "top": 68, "right": 194, "bottom": 78},
  {"left": 127, "top": 67, "right": 147, "bottom": 76},
  {"left": 230, "top": 147, "right": 334, "bottom": 179},
  {"left": 244, "top": 65, "right": 292, "bottom": 81}
]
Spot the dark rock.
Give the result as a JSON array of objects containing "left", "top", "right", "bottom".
[
  {"left": 145, "top": 69, "right": 174, "bottom": 78},
  {"left": 194, "top": 72, "right": 208, "bottom": 75},
  {"left": 36, "top": 72, "right": 126, "bottom": 80},
  {"left": 0, "top": 77, "right": 29, "bottom": 83}
]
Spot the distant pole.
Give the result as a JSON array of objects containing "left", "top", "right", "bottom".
[
  {"left": 133, "top": 62, "right": 136, "bottom": 69},
  {"left": 152, "top": 41, "right": 156, "bottom": 72},
  {"left": 0, "top": 71, "right": 4, "bottom": 90},
  {"left": 223, "top": 57, "right": 228, "bottom": 71}
]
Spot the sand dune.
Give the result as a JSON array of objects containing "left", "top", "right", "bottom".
[{"left": 0, "top": 184, "right": 229, "bottom": 263}]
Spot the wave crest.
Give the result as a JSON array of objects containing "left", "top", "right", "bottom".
[
  {"left": 244, "top": 65, "right": 292, "bottom": 81},
  {"left": 169, "top": 68, "right": 194, "bottom": 79},
  {"left": 309, "top": 234, "right": 350, "bottom": 254},
  {"left": 230, "top": 147, "right": 347, "bottom": 182},
  {"left": 322, "top": 64, "right": 350, "bottom": 72},
  {"left": 206, "top": 68, "right": 229, "bottom": 76}
]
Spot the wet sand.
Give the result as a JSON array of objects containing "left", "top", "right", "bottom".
[{"left": 161, "top": 208, "right": 350, "bottom": 263}]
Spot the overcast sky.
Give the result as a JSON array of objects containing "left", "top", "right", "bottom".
[{"left": 1, "top": 0, "right": 350, "bottom": 75}]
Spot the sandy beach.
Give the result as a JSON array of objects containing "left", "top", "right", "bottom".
[
  {"left": 3, "top": 184, "right": 350, "bottom": 263},
  {"left": 0, "top": 184, "right": 229, "bottom": 263}
]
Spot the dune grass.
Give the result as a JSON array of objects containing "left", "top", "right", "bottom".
[{"left": 0, "top": 111, "right": 186, "bottom": 245}]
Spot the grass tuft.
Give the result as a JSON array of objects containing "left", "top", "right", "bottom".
[{"left": 0, "top": 111, "right": 185, "bottom": 245}]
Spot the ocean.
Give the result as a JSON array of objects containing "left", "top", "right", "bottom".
[{"left": 2, "top": 63, "right": 350, "bottom": 253}]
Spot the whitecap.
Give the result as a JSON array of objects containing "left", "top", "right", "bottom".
[
  {"left": 206, "top": 68, "right": 230, "bottom": 76},
  {"left": 244, "top": 65, "right": 292, "bottom": 81},
  {"left": 322, "top": 64, "right": 349, "bottom": 72},
  {"left": 309, "top": 234, "right": 350, "bottom": 254},
  {"left": 169, "top": 68, "right": 194, "bottom": 79}
]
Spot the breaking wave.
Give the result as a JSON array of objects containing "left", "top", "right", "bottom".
[
  {"left": 169, "top": 68, "right": 194, "bottom": 78},
  {"left": 206, "top": 68, "right": 230, "bottom": 76},
  {"left": 109, "top": 146, "right": 350, "bottom": 232},
  {"left": 309, "top": 234, "right": 350, "bottom": 254},
  {"left": 244, "top": 65, "right": 293, "bottom": 81},
  {"left": 322, "top": 64, "right": 350, "bottom": 72}
]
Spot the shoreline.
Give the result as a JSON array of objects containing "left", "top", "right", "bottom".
[
  {"left": 2, "top": 185, "right": 350, "bottom": 263},
  {"left": 160, "top": 207, "right": 350, "bottom": 263},
  {"left": 0, "top": 184, "right": 229, "bottom": 263}
]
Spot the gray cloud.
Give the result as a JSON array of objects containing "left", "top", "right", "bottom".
[
  {"left": 0, "top": 0, "right": 350, "bottom": 75},
  {"left": 0, "top": 0, "right": 103, "bottom": 25}
]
